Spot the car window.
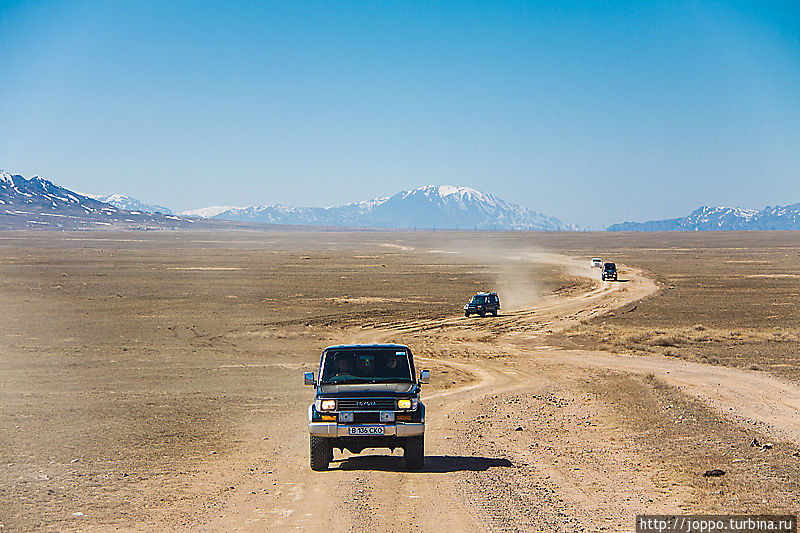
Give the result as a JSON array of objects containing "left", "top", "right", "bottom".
[{"left": 320, "top": 349, "right": 414, "bottom": 384}]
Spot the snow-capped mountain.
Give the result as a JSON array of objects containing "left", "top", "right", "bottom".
[
  {"left": 0, "top": 170, "right": 194, "bottom": 230},
  {"left": 93, "top": 194, "right": 173, "bottom": 214},
  {"left": 185, "top": 185, "right": 576, "bottom": 231},
  {"left": 181, "top": 205, "right": 241, "bottom": 218},
  {"left": 607, "top": 204, "right": 800, "bottom": 231},
  {"left": 363, "top": 185, "right": 573, "bottom": 230}
]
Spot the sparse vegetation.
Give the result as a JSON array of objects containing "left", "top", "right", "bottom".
[{"left": 565, "top": 322, "right": 800, "bottom": 378}]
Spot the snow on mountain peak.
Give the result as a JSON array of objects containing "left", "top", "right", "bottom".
[
  {"left": 95, "top": 194, "right": 174, "bottom": 214},
  {"left": 609, "top": 203, "right": 799, "bottom": 231},
  {"left": 184, "top": 184, "right": 575, "bottom": 230},
  {"left": 1, "top": 170, "right": 14, "bottom": 183},
  {"left": 400, "top": 184, "right": 492, "bottom": 203},
  {"left": 180, "top": 205, "right": 242, "bottom": 218}
]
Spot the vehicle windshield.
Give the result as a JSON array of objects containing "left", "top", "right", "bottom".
[
  {"left": 320, "top": 349, "right": 414, "bottom": 384},
  {"left": 604, "top": 263, "right": 616, "bottom": 270},
  {"left": 470, "top": 295, "right": 486, "bottom": 304}
]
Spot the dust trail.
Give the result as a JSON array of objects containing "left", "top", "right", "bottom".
[{"left": 424, "top": 240, "right": 597, "bottom": 313}]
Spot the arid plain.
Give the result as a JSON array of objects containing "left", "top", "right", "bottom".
[{"left": 1, "top": 231, "right": 799, "bottom": 531}]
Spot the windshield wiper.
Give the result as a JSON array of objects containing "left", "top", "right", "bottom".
[
  {"left": 321, "top": 378, "right": 366, "bottom": 385},
  {"left": 322, "top": 378, "right": 412, "bottom": 385}
]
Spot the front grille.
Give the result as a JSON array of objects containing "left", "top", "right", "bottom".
[
  {"left": 337, "top": 398, "right": 396, "bottom": 411},
  {"left": 352, "top": 412, "right": 380, "bottom": 423}
]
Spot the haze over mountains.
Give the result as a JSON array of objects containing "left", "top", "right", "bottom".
[
  {"left": 93, "top": 194, "right": 174, "bottom": 215},
  {"left": 0, "top": 171, "right": 201, "bottom": 230},
  {"left": 607, "top": 205, "right": 800, "bottom": 231},
  {"left": 0, "top": 171, "right": 576, "bottom": 231},
  {"left": 184, "top": 185, "right": 576, "bottom": 231},
  {"left": 3, "top": 169, "right": 800, "bottom": 232}
]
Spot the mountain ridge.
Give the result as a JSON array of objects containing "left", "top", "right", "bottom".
[
  {"left": 0, "top": 170, "right": 198, "bottom": 230},
  {"left": 184, "top": 185, "right": 577, "bottom": 231},
  {"left": 608, "top": 204, "right": 800, "bottom": 231},
  {"left": 0, "top": 171, "right": 576, "bottom": 231},
  {"left": 93, "top": 194, "right": 174, "bottom": 215}
]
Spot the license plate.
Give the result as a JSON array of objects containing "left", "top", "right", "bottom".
[{"left": 348, "top": 426, "right": 385, "bottom": 436}]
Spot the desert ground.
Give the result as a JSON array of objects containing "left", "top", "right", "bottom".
[{"left": 1, "top": 231, "right": 799, "bottom": 531}]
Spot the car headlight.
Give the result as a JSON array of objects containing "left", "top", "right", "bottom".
[
  {"left": 397, "top": 399, "right": 417, "bottom": 410},
  {"left": 319, "top": 399, "right": 336, "bottom": 411}
]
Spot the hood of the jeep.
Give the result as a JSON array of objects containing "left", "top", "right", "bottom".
[{"left": 317, "top": 382, "right": 417, "bottom": 396}]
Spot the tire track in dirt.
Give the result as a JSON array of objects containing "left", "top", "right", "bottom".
[
  {"left": 199, "top": 257, "right": 659, "bottom": 531},
  {"left": 201, "top": 254, "right": 800, "bottom": 531}
]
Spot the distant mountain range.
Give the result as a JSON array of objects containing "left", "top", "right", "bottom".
[
  {"left": 1, "top": 171, "right": 574, "bottom": 231},
  {"left": 93, "top": 194, "right": 174, "bottom": 215},
  {"left": 0, "top": 170, "right": 205, "bottom": 230},
  {"left": 607, "top": 205, "right": 800, "bottom": 231},
  {"left": 5, "top": 168, "right": 800, "bottom": 232},
  {"left": 182, "top": 185, "right": 576, "bottom": 231}
]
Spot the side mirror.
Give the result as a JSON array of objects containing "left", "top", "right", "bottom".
[
  {"left": 304, "top": 372, "right": 315, "bottom": 386},
  {"left": 419, "top": 369, "right": 430, "bottom": 384}
]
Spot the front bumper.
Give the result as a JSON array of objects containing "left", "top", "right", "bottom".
[{"left": 308, "top": 422, "right": 425, "bottom": 437}]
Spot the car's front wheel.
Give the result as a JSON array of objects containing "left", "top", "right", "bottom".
[
  {"left": 310, "top": 436, "right": 332, "bottom": 471},
  {"left": 404, "top": 435, "right": 424, "bottom": 470}
]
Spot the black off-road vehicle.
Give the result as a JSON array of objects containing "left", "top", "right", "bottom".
[
  {"left": 601, "top": 262, "right": 618, "bottom": 281},
  {"left": 464, "top": 292, "right": 500, "bottom": 317},
  {"left": 305, "top": 344, "right": 429, "bottom": 471}
]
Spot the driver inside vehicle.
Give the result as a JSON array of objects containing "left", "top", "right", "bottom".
[{"left": 335, "top": 355, "right": 352, "bottom": 375}]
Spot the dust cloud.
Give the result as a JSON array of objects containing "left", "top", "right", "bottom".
[{"left": 428, "top": 239, "right": 595, "bottom": 313}]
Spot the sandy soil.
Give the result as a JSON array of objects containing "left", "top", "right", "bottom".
[{"left": 1, "top": 231, "right": 798, "bottom": 532}]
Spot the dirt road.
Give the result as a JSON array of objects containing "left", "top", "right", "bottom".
[
  {"left": 199, "top": 256, "right": 800, "bottom": 532},
  {"left": 3, "top": 232, "right": 798, "bottom": 532}
]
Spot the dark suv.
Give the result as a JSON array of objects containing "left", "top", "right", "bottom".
[
  {"left": 602, "top": 262, "right": 618, "bottom": 281},
  {"left": 305, "top": 344, "right": 429, "bottom": 471},
  {"left": 464, "top": 292, "right": 500, "bottom": 317}
]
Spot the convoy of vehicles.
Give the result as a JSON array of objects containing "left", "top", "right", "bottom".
[
  {"left": 305, "top": 344, "right": 429, "bottom": 471},
  {"left": 305, "top": 257, "right": 621, "bottom": 471},
  {"left": 464, "top": 292, "right": 500, "bottom": 317}
]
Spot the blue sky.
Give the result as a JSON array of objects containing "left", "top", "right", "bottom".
[{"left": 1, "top": 1, "right": 798, "bottom": 229}]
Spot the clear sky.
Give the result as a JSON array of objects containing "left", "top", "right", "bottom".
[{"left": 1, "top": 1, "right": 798, "bottom": 229}]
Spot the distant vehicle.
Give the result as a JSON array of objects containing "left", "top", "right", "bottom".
[
  {"left": 305, "top": 344, "right": 429, "bottom": 471},
  {"left": 591, "top": 258, "right": 602, "bottom": 268},
  {"left": 601, "top": 262, "right": 618, "bottom": 281},
  {"left": 464, "top": 292, "right": 500, "bottom": 317}
]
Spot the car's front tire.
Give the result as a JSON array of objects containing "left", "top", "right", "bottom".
[
  {"left": 310, "top": 436, "right": 332, "bottom": 471},
  {"left": 465, "top": 311, "right": 470, "bottom": 317},
  {"left": 404, "top": 435, "right": 424, "bottom": 470}
]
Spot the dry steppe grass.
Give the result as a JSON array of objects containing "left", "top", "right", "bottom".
[
  {"left": 538, "top": 231, "right": 800, "bottom": 382},
  {"left": 2, "top": 230, "right": 799, "bottom": 531}
]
